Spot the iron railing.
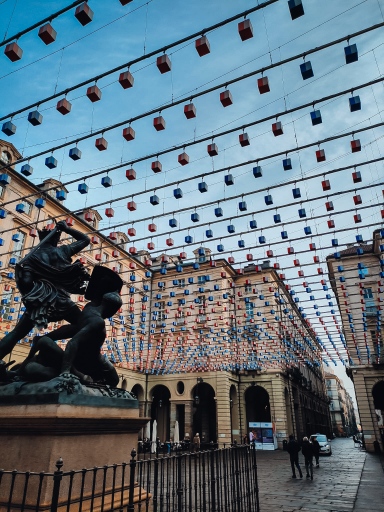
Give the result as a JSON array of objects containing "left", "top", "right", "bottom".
[{"left": 0, "top": 445, "right": 259, "bottom": 512}]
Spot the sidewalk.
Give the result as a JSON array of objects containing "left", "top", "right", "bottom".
[{"left": 353, "top": 449, "right": 384, "bottom": 511}]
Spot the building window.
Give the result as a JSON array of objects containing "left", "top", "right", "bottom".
[
  {"left": 358, "top": 264, "right": 368, "bottom": 278},
  {"left": 198, "top": 275, "right": 205, "bottom": 285},
  {"left": 245, "top": 284, "right": 252, "bottom": 293},
  {"left": 0, "top": 151, "right": 11, "bottom": 165},
  {"left": 245, "top": 302, "right": 254, "bottom": 322},
  {"left": 199, "top": 255, "right": 206, "bottom": 263},
  {"left": 1, "top": 287, "right": 13, "bottom": 320},
  {"left": 102, "top": 253, "right": 109, "bottom": 264},
  {"left": 364, "top": 288, "right": 376, "bottom": 315},
  {"left": 177, "top": 278, "right": 185, "bottom": 288},
  {"left": 12, "top": 231, "right": 26, "bottom": 262}
]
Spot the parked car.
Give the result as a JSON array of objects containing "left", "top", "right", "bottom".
[{"left": 310, "top": 434, "right": 332, "bottom": 455}]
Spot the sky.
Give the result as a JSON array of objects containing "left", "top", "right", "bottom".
[{"left": 1, "top": 0, "right": 384, "bottom": 400}]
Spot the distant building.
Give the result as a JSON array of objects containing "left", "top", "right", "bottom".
[{"left": 325, "top": 370, "right": 357, "bottom": 437}]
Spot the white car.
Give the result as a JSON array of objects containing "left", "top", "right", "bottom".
[{"left": 310, "top": 434, "right": 332, "bottom": 455}]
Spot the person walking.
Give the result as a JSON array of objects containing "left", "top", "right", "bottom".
[
  {"left": 311, "top": 436, "right": 321, "bottom": 467},
  {"left": 286, "top": 434, "right": 303, "bottom": 479},
  {"left": 302, "top": 437, "right": 314, "bottom": 480},
  {"left": 193, "top": 433, "right": 200, "bottom": 452}
]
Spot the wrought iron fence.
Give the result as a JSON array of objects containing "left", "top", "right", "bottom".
[{"left": 0, "top": 445, "right": 259, "bottom": 512}]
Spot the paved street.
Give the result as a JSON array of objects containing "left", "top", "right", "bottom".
[{"left": 255, "top": 438, "right": 384, "bottom": 512}]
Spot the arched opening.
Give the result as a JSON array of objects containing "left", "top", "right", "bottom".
[
  {"left": 131, "top": 383, "right": 145, "bottom": 417},
  {"left": 192, "top": 382, "right": 216, "bottom": 445},
  {"left": 245, "top": 385, "right": 271, "bottom": 425},
  {"left": 285, "top": 387, "right": 294, "bottom": 436},
  {"left": 150, "top": 385, "right": 171, "bottom": 443},
  {"left": 372, "top": 381, "right": 384, "bottom": 446},
  {"left": 230, "top": 384, "right": 240, "bottom": 443}
]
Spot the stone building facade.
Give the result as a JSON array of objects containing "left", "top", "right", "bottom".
[{"left": 325, "top": 370, "right": 357, "bottom": 437}]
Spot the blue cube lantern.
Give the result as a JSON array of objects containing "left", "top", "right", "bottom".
[
  {"left": 304, "top": 226, "right": 312, "bottom": 235},
  {"left": 15, "top": 203, "right": 25, "bottom": 213},
  {"left": 298, "top": 208, "right": 306, "bottom": 218},
  {"left": 356, "top": 234, "right": 364, "bottom": 243},
  {"left": 12, "top": 233, "right": 20, "bottom": 242},
  {"left": 273, "top": 214, "right": 281, "bottom": 223},
  {"left": 2, "top": 121, "right": 16, "bottom": 136},
  {"left": 332, "top": 239, "right": 338, "bottom": 246},
  {"left": 9, "top": 257, "right": 17, "bottom": 266},
  {"left": 193, "top": 263, "right": 200, "bottom": 269},
  {"left": 224, "top": 174, "right": 234, "bottom": 186},
  {"left": 78, "top": 183, "right": 88, "bottom": 194},
  {"left": 150, "top": 194, "right": 159, "bottom": 205},
  {"left": 0, "top": 174, "right": 11, "bottom": 186},
  {"left": 174, "top": 188, "right": 183, "bottom": 199},
  {"left": 188, "top": 277, "right": 194, "bottom": 284},
  {"left": 160, "top": 268, "right": 167, "bottom": 275},
  {"left": 227, "top": 224, "right": 235, "bottom": 233},
  {"left": 56, "top": 190, "right": 67, "bottom": 201},
  {"left": 283, "top": 158, "right": 292, "bottom": 170},
  {"left": 191, "top": 213, "right": 199, "bottom": 222},
  {"left": 217, "top": 244, "right": 224, "bottom": 252},
  {"left": 253, "top": 166, "right": 262, "bottom": 178},
  {"left": 206, "top": 229, "right": 213, "bottom": 238},
  {"left": 292, "top": 188, "right": 301, "bottom": 198},
  {"left": 239, "top": 201, "right": 247, "bottom": 211},
  {"left": 45, "top": 156, "right": 57, "bottom": 169},
  {"left": 250, "top": 219, "right": 257, "bottom": 229},
  {"left": 215, "top": 207, "right": 223, "bottom": 217},
  {"left": 35, "top": 198, "right": 46, "bottom": 209},
  {"left": 27, "top": 110, "right": 43, "bottom": 126},
  {"left": 356, "top": 247, "right": 364, "bottom": 255},
  {"left": 310, "top": 110, "right": 322, "bottom": 125},
  {"left": 176, "top": 265, "right": 183, "bottom": 272},
  {"left": 185, "top": 235, "right": 193, "bottom": 244},
  {"left": 101, "top": 176, "right": 112, "bottom": 188},
  {"left": 281, "top": 231, "right": 288, "bottom": 239},
  {"left": 69, "top": 147, "right": 82, "bottom": 160},
  {"left": 345, "top": 44, "right": 358, "bottom": 64},
  {"left": 198, "top": 181, "right": 208, "bottom": 193},
  {"left": 238, "top": 239, "right": 245, "bottom": 248},
  {"left": 0, "top": 209, "right": 7, "bottom": 219},
  {"left": 145, "top": 271, "right": 152, "bottom": 278},
  {"left": 20, "top": 164, "right": 33, "bottom": 176},
  {"left": 0, "top": 238, "right": 4, "bottom": 246},
  {"left": 169, "top": 218, "right": 177, "bottom": 228},
  {"left": 264, "top": 195, "right": 273, "bottom": 205},
  {"left": 259, "top": 235, "right": 266, "bottom": 244},
  {"left": 300, "top": 61, "right": 314, "bottom": 80},
  {"left": 349, "top": 95, "right": 361, "bottom": 112}
]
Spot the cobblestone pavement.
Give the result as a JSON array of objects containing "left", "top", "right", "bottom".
[{"left": 255, "top": 438, "right": 383, "bottom": 512}]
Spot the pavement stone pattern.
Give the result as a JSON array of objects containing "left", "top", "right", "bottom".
[{"left": 255, "top": 438, "right": 384, "bottom": 512}]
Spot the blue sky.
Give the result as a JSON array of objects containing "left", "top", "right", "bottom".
[{"left": 1, "top": 0, "right": 384, "bottom": 394}]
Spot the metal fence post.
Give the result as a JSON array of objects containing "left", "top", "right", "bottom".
[
  {"left": 153, "top": 454, "right": 159, "bottom": 512},
  {"left": 127, "top": 449, "right": 137, "bottom": 512},
  {"left": 233, "top": 444, "right": 241, "bottom": 512},
  {"left": 251, "top": 444, "right": 260, "bottom": 512},
  {"left": 177, "top": 452, "right": 183, "bottom": 512},
  {"left": 50, "top": 457, "right": 63, "bottom": 512},
  {"left": 210, "top": 449, "right": 216, "bottom": 512}
]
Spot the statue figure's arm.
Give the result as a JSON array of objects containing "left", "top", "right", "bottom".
[{"left": 56, "top": 221, "right": 90, "bottom": 257}]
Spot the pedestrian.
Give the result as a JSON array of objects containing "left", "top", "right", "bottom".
[
  {"left": 286, "top": 434, "right": 303, "bottom": 479},
  {"left": 302, "top": 437, "right": 314, "bottom": 480},
  {"left": 193, "top": 433, "right": 200, "bottom": 452},
  {"left": 311, "top": 435, "right": 321, "bottom": 467}
]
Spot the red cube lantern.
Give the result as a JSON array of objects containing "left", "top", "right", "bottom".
[
  {"left": 294, "top": 259, "right": 300, "bottom": 266},
  {"left": 239, "top": 133, "right": 250, "bottom": 146},
  {"left": 257, "top": 76, "right": 270, "bottom": 94},
  {"left": 75, "top": 2, "right": 94, "bottom": 25},
  {"left": 145, "top": 259, "right": 152, "bottom": 267},
  {"left": 246, "top": 253, "right": 253, "bottom": 261},
  {"left": 166, "top": 238, "right": 174, "bottom": 246},
  {"left": 126, "top": 168, "right": 136, "bottom": 180},
  {"left": 220, "top": 90, "right": 233, "bottom": 107},
  {"left": 317, "top": 268, "right": 323, "bottom": 274},
  {"left": 309, "top": 243, "right": 316, "bottom": 251},
  {"left": 148, "top": 223, "right": 157, "bottom": 232},
  {"left": 105, "top": 207, "right": 114, "bottom": 218},
  {"left": 238, "top": 19, "right": 253, "bottom": 41},
  {"left": 156, "top": 54, "right": 171, "bottom": 73},
  {"left": 84, "top": 211, "right": 94, "bottom": 222},
  {"left": 112, "top": 250, "right": 120, "bottom": 258},
  {"left": 129, "top": 246, "right": 138, "bottom": 254},
  {"left": 354, "top": 214, "right": 362, "bottom": 223},
  {"left": 195, "top": 36, "right": 210, "bottom": 56},
  {"left": 287, "top": 247, "right": 295, "bottom": 254},
  {"left": 56, "top": 98, "right": 71, "bottom": 115},
  {"left": 65, "top": 217, "right": 74, "bottom": 227},
  {"left": 178, "top": 152, "right": 189, "bottom": 166},
  {"left": 119, "top": 70, "right": 134, "bottom": 89},
  {"left": 95, "top": 137, "right": 108, "bottom": 151},
  {"left": 184, "top": 103, "right": 196, "bottom": 119},
  {"left": 351, "top": 139, "right": 361, "bottom": 153},
  {"left": 127, "top": 227, "right": 136, "bottom": 237},
  {"left": 147, "top": 242, "right": 155, "bottom": 250},
  {"left": 29, "top": 228, "right": 38, "bottom": 238},
  {"left": 151, "top": 160, "right": 162, "bottom": 173},
  {"left": 179, "top": 252, "right": 187, "bottom": 260},
  {"left": 322, "top": 180, "right": 331, "bottom": 191},
  {"left": 327, "top": 219, "right": 335, "bottom": 228},
  {"left": 313, "top": 256, "right": 320, "bottom": 263},
  {"left": 316, "top": 149, "right": 326, "bottom": 162},
  {"left": 38, "top": 23, "right": 57, "bottom": 45},
  {"left": 207, "top": 143, "right": 218, "bottom": 156},
  {"left": 109, "top": 232, "right": 117, "bottom": 241},
  {"left": 153, "top": 116, "right": 165, "bottom": 131},
  {"left": 91, "top": 236, "right": 100, "bottom": 244},
  {"left": 123, "top": 126, "right": 135, "bottom": 141},
  {"left": 127, "top": 201, "right": 137, "bottom": 211},
  {"left": 325, "top": 201, "right": 334, "bottom": 211},
  {"left": 95, "top": 253, "right": 102, "bottom": 261},
  {"left": 298, "top": 270, "right": 304, "bottom": 277},
  {"left": 210, "top": 260, "right": 216, "bottom": 267},
  {"left": 86, "top": 85, "right": 102, "bottom": 102},
  {"left": 272, "top": 122, "right": 283, "bottom": 136},
  {"left": 228, "top": 256, "right": 235, "bottom": 264},
  {"left": 4, "top": 42, "right": 23, "bottom": 62},
  {"left": 353, "top": 195, "right": 362, "bottom": 205},
  {"left": 129, "top": 262, "right": 136, "bottom": 270},
  {"left": 266, "top": 249, "right": 273, "bottom": 257},
  {"left": 352, "top": 171, "right": 362, "bottom": 183}
]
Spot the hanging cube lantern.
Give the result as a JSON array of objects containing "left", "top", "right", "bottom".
[
  {"left": 191, "top": 213, "right": 200, "bottom": 222},
  {"left": 217, "top": 244, "right": 224, "bottom": 252},
  {"left": 238, "top": 239, "right": 245, "bottom": 247},
  {"left": 127, "top": 227, "right": 136, "bottom": 237},
  {"left": 345, "top": 43, "right": 358, "bottom": 64},
  {"left": 150, "top": 194, "right": 159, "bottom": 205},
  {"left": 56, "top": 98, "right": 71, "bottom": 115},
  {"left": 151, "top": 160, "right": 162, "bottom": 173},
  {"left": 238, "top": 19, "right": 253, "bottom": 40},
  {"left": 206, "top": 229, "right": 213, "bottom": 238},
  {"left": 246, "top": 253, "right": 254, "bottom": 262},
  {"left": 156, "top": 54, "right": 171, "bottom": 73},
  {"left": 27, "top": 110, "right": 43, "bottom": 126},
  {"left": 129, "top": 246, "right": 138, "bottom": 254},
  {"left": 101, "top": 176, "right": 112, "bottom": 187},
  {"left": 105, "top": 207, "right": 114, "bottom": 217},
  {"left": 316, "top": 149, "right": 326, "bottom": 162},
  {"left": 78, "top": 182, "right": 88, "bottom": 194},
  {"left": 65, "top": 217, "right": 74, "bottom": 227},
  {"left": 353, "top": 194, "right": 362, "bottom": 205},
  {"left": 127, "top": 200, "right": 137, "bottom": 211},
  {"left": 292, "top": 187, "right": 301, "bottom": 198},
  {"left": 356, "top": 234, "right": 364, "bottom": 242},
  {"left": 265, "top": 195, "right": 273, "bottom": 205},
  {"left": 4, "top": 42, "right": 23, "bottom": 62},
  {"left": 352, "top": 171, "right": 362, "bottom": 183},
  {"left": 75, "top": 2, "right": 94, "bottom": 25},
  {"left": 122, "top": 126, "right": 135, "bottom": 141},
  {"left": 95, "top": 137, "right": 108, "bottom": 151},
  {"left": 225, "top": 174, "right": 234, "bottom": 186},
  {"left": 145, "top": 259, "right": 152, "bottom": 267},
  {"left": 0, "top": 174, "right": 10, "bottom": 186},
  {"left": 45, "top": 156, "right": 57, "bottom": 169},
  {"left": 112, "top": 250, "right": 120, "bottom": 259},
  {"left": 195, "top": 35, "right": 210, "bottom": 56},
  {"left": 332, "top": 239, "right": 338, "bottom": 247},
  {"left": 266, "top": 249, "right": 273, "bottom": 257},
  {"left": 35, "top": 198, "right": 46, "bottom": 209},
  {"left": 327, "top": 219, "right": 335, "bottom": 229},
  {"left": 322, "top": 179, "right": 331, "bottom": 191},
  {"left": 179, "top": 251, "right": 187, "bottom": 260},
  {"left": 166, "top": 238, "right": 174, "bottom": 247},
  {"left": 126, "top": 168, "right": 136, "bottom": 180},
  {"left": 294, "top": 259, "right": 300, "bottom": 266},
  {"left": 119, "top": 70, "right": 134, "bottom": 89},
  {"left": 95, "top": 253, "right": 102, "bottom": 261},
  {"left": 220, "top": 90, "right": 233, "bottom": 107},
  {"left": 354, "top": 214, "right": 362, "bottom": 223},
  {"left": 309, "top": 243, "right": 316, "bottom": 250},
  {"left": 185, "top": 235, "right": 193, "bottom": 244},
  {"left": 90, "top": 235, "right": 100, "bottom": 244},
  {"left": 86, "top": 85, "right": 102, "bottom": 102},
  {"left": 228, "top": 256, "right": 235, "bottom": 264},
  {"left": 300, "top": 61, "right": 313, "bottom": 80},
  {"left": 148, "top": 223, "right": 157, "bottom": 233},
  {"left": 207, "top": 143, "right": 218, "bottom": 156},
  {"left": 214, "top": 207, "right": 223, "bottom": 217},
  {"left": 184, "top": 102, "right": 196, "bottom": 119},
  {"left": 38, "top": 23, "right": 57, "bottom": 45},
  {"left": 287, "top": 247, "right": 294, "bottom": 254},
  {"left": 310, "top": 110, "right": 322, "bottom": 125},
  {"left": 250, "top": 219, "right": 257, "bottom": 229},
  {"left": 29, "top": 228, "right": 38, "bottom": 238},
  {"left": 239, "top": 201, "right": 247, "bottom": 212},
  {"left": 109, "top": 232, "right": 118, "bottom": 241},
  {"left": 283, "top": 158, "right": 292, "bottom": 170},
  {"left": 2, "top": 121, "right": 16, "bottom": 136},
  {"left": 20, "top": 164, "right": 33, "bottom": 176},
  {"left": 349, "top": 95, "right": 361, "bottom": 112},
  {"left": 325, "top": 201, "right": 334, "bottom": 211},
  {"left": 273, "top": 214, "right": 281, "bottom": 223},
  {"left": 69, "top": 147, "right": 82, "bottom": 160},
  {"left": 173, "top": 188, "right": 183, "bottom": 199},
  {"left": 0, "top": 209, "right": 6, "bottom": 219},
  {"left": 198, "top": 181, "right": 208, "bottom": 193},
  {"left": 153, "top": 116, "right": 166, "bottom": 131},
  {"left": 351, "top": 139, "right": 361, "bottom": 152},
  {"left": 239, "top": 132, "right": 250, "bottom": 146},
  {"left": 281, "top": 230, "right": 288, "bottom": 239},
  {"left": 227, "top": 224, "right": 235, "bottom": 233},
  {"left": 178, "top": 152, "right": 189, "bottom": 166},
  {"left": 272, "top": 122, "right": 283, "bottom": 136},
  {"left": 288, "top": 0, "right": 305, "bottom": 19},
  {"left": 16, "top": 203, "right": 25, "bottom": 213},
  {"left": 169, "top": 218, "right": 177, "bottom": 228},
  {"left": 253, "top": 166, "right": 262, "bottom": 178},
  {"left": 146, "top": 242, "right": 154, "bottom": 251},
  {"left": 258, "top": 236, "right": 266, "bottom": 244},
  {"left": 56, "top": 190, "right": 67, "bottom": 201},
  {"left": 298, "top": 208, "right": 306, "bottom": 218},
  {"left": 257, "top": 76, "right": 270, "bottom": 94}
]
